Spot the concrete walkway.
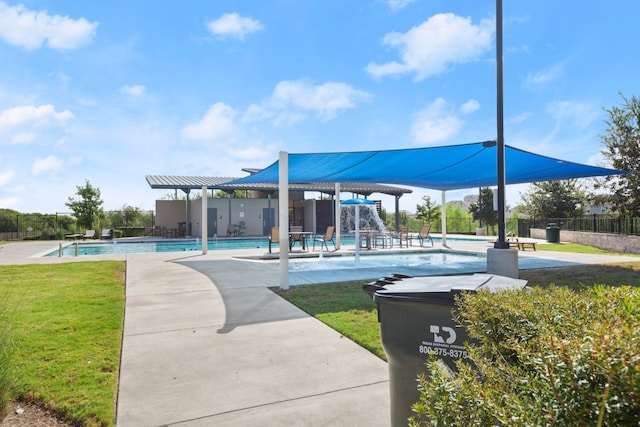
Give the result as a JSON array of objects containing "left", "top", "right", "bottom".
[{"left": 1, "top": 239, "right": 639, "bottom": 426}]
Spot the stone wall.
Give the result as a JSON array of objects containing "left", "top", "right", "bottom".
[{"left": 531, "top": 228, "right": 640, "bottom": 254}]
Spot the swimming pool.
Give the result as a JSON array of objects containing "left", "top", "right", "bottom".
[
  {"left": 46, "top": 235, "right": 490, "bottom": 257},
  {"left": 47, "top": 238, "right": 271, "bottom": 256},
  {"left": 286, "top": 252, "right": 484, "bottom": 271}
]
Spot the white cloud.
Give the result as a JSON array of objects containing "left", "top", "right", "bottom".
[
  {"left": 366, "top": 13, "right": 494, "bottom": 81},
  {"left": 119, "top": 85, "right": 146, "bottom": 96},
  {"left": 206, "top": 13, "right": 264, "bottom": 41},
  {"left": 525, "top": 63, "right": 564, "bottom": 88},
  {"left": 181, "top": 102, "right": 238, "bottom": 142},
  {"left": 0, "top": 104, "right": 74, "bottom": 144},
  {"left": 387, "top": 0, "right": 416, "bottom": 12},
  {"left": 460, "top": 99, "right": 480, "bottom": 114},
  {"left": 0, "top": 2, "right": 98, "bottom": 50},
  {"left": 0, "top": 169, "right": 14, "bottom": 186},
  {"left": 244, "top": 80, "right": 371, "bottom": 125},
  {"left": 31, "top": 155, "right": 64, "bottom": 176},
  {"left": 546, "top": 101, "right": 599, "bottom": 130},
  {"left": 0, "top": 104, "right": 74, "bottom": 130},
  {"left": 0, "top": 196, "right": 22, "bottom": 210},
  {"left": 411, "top": 98, "right": 464, "bottom": 145},
  {"left": 507, "top": 112, "right": 531, "bottom": 124}
]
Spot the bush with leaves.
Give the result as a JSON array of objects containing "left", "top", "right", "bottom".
[{"left": 410, "top": 286, "right": 640, "bottom": 427}]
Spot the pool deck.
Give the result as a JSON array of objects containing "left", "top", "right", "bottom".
[{"left": 1, "top": 238, "right": 639, "bottom": 426}]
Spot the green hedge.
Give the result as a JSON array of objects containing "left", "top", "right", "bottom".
[{"left": 410, "top": 286, "right": 640, "bottom": 426}]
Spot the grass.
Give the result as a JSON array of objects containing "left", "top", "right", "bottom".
[
  {"left": 276, "top": 247, "right": 640, "bottom": 362},
  {"left": 537, "top": 242, "right": 640, "bottom": 255},
  {"left": 0, "top": 261, "right": 125, "bottom": 427}
]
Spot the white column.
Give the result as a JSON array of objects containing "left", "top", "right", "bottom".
[
  {"left": 441, "top": 191, "right": 447, "bottom": 247},
  {"left": 201, "top": 185, "right": 208, "bottom": 255},
  {"left": 279, "top": 151, "right": 289, "bottom": 290}
]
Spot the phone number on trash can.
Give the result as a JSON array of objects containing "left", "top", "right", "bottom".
[{"left": 419, "top": 345, "right": 469, "bottom": 359}]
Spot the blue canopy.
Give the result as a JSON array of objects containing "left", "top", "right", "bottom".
[{"left": 228, "top": 141, "right": 625, "bottom": 191}]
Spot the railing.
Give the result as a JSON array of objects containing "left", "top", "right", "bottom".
[
  {"left": 524, "top": 216, "right": 640, "bottom": 236},
  {"left": 0, "top": 211, "right": 155, "bottom": 240}
]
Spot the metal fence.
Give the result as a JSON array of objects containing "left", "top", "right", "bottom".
[
  {"left": 523, "top": 216, "right": 640, "bottom": 236},
  {"left": 0, "top": 211, "right": 155, "bottom": 240}
]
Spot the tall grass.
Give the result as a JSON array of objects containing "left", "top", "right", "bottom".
[{"left": 0, "top": 291, "right": 14, "bottom": 414}]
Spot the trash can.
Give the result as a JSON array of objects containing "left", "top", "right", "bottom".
[
  {"left": 545, "top": 223, "right": 560, "bottom": 243},
  {"left": 371, "top": 273, "right": 528, "bottom": 427}
]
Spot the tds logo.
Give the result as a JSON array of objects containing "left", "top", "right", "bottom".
[{"left": 430, "top": 325, "right": 456, "bottom": 344}]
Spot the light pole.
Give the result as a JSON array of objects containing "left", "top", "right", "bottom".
[{"left": 494, "top": 0, "right": 509, "bottom": 249}]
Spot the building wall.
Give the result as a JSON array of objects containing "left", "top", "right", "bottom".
[
  {"left": 155, "top": 200, "right": 187, "bottom": 229},
  {"left": 531, "top": 228, "right": 640, "bottom": 254},
  {"left": 157, "top": 197, "right": 280, "bottom": 237}
]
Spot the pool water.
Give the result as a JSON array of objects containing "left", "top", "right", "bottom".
[
  {"left": 47, "top": 235, "right": 489, "bottom": 257},
  {"left": 47, "top": 238, "right": 271, "bottom": 256},
  {"left": 286, "top": 252, "right": 483, "bottom": 271}
]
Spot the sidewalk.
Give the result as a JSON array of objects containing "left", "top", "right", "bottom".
[{"left": 116, "top": 251, "right": 390, "bottom": 426}]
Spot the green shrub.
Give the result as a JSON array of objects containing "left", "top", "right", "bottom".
[{"left": 410, "top": 286, "right": 640, "bottom": 426}]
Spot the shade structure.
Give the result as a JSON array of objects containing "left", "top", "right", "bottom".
[{"left": 228, "top": 141, "right": 625, "bottom": 191}]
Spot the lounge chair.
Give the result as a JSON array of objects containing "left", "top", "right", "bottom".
[
  {"left": 417, "top": 224, "right": 433, "bottom": 247},
  {"left": 268, "top": 227, "right": 279, "bottom": 254},
  {"left": 101, "top": 229, "right": 113, "bottom": 240},
  {"left": 83, "top": 229, "right": 96, "bottom": 240},
  {"left": 313, "top": 225, "right": 336, "bottom": 251}
]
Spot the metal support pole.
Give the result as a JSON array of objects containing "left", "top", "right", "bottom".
[{"left": 494, "top": 0, "right": 509, "bottom": 249}]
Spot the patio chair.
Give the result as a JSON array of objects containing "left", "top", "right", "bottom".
[
  {"left": 101, "top": 229, "right": 113, "bottom": 240},
  {"left": 313, "top": 225, "right": 336, "bottom": 251},
  {"left": 417, "top": 224, "right": 433, "bottom": 247},
  {"left": 237, "top": 221, "right": 246, "bottom": 235},
  {"left": 83, "top": 229, "right": 96, "bottom": 240},
  {"left": 394, "top": 227, "right": 411, "bottom": 247},
  {"left": 375, "top": 228, "right": 393, "bottom": 248},
  {"left": 268, "top": 227, "right": 279, "bottom": 254},
  {"left": 289, "top": 225, "right": 304, "bottom": 249}
]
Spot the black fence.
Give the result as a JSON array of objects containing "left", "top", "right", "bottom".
[
  {"left": 0, "top": 211, "right": 155, "bottom": 240},
  {"left": 523, "top": 216, "right": 640, "bottom": 237},
  {"left": 406, "top": 217, "right": 520, "bottom": 236}
]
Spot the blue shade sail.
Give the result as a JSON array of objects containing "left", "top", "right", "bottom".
[{"left": 228, "top": 141, "right": 625, "bottom": 191}]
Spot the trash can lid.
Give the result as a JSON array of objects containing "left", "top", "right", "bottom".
[{"left": 374, "top": 273, "right": 528, "bottom": 300}]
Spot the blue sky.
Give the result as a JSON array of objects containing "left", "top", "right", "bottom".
[{"left": 0, "top": 0, "right": 637, "bottom": 214}]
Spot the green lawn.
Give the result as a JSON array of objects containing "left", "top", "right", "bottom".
[
  {"left": 536, "top": 242, "right": 640, "bottom": 255},
  {"left": 0, "top": 262, "right": 125, "bottom": 427}
]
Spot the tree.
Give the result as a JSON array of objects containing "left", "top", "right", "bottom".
[
  {"left": 520, "top": 180, "right": 585, "bottom": 220},
  {"left": 597, "top": 93, "right": 640, "bottom": 216},
  {"left": 415, "top": 195, "right": 441, "bottom": 224},
  {"left": 469, "top": 187, "right": 498, "bottom": 231},
  {"left": 65, "top": 180, "right": 104, "bottom": 229}
]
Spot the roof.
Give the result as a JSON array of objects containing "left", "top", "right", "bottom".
[
  {"left": 228, "top": 141, "right": 626, "bottom": 191},
  {"left": 145, "top": 175, "right": 412, "bottom": 197}
]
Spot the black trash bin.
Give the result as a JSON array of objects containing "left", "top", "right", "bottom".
[
  {"left": 372, "top": 273, "right": 528, "bottom": 427},
  {"left": 546, "top": 223, "right": 560, "bottom": 243}
]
